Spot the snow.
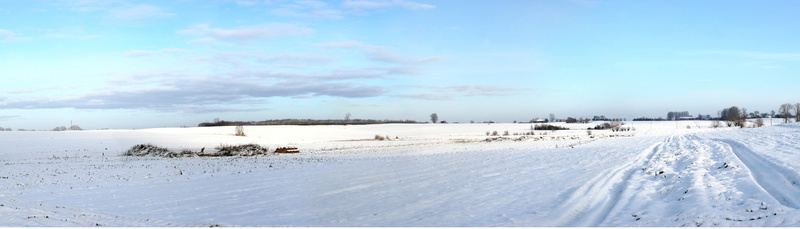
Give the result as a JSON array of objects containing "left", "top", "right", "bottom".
[{"left": 1, "top": 121, "right": 799, "bottom": 226}]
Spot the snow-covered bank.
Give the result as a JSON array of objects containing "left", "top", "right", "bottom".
[{"left": 1, "top": 121, "right": 798, "bottom": 226}]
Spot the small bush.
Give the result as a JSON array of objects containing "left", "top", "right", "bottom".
[
  {"left": 711, "top": 120, "right": 721, "bottom": 128},
  {"left": 235, "top": 125, "right": 245, "bottom": 136},
  {"left": 755, "top": 118, "right": 764, "bottom": 127},
  {"left": 534, "top": 124, "right": 568, "bottom": 131},
  {"left": 503, "top": 130, "right": 509, "bottom": 136},
  {"left": 587, "top": 130, "right": 593, "bottom": 135},
  {"left": 492, "top": 131, "right": 499, "bottom": 136}
]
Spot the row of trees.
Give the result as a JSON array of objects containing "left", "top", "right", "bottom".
[
  {"left": 429, "top": 105, "right": 800, "bottom": 125},
  {"left": 778, "top": 103, "right": 800, "bottom": 123},
  {"left": 0, "top": 126, "right": 82, "bottom": 131},
  {"left": 52, "top": 125, "right": 83, "bottom": 131},
  {"left": 200, "top": 118, "right": 422, "bottom": 127},
  {"left": 666, "top": 111, "right": 691, "bottom": 120}
]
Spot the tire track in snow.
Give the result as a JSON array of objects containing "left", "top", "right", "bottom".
[
  {"left": 714, "top": 139, "right": 800, "bottom": 209},
  {"left": 0, "top": 197, "right": 186, "bottom": 227},
  {"left": 555, "top": 136, "right": 672, "bottom": 226}
]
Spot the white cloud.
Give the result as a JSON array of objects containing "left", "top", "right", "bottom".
[
  {"left": 295, "top": 0, "right": 327, "bottom": 8},
  {"left": 395, "top": 85, "right": 529, "bottom": 100},
  {"left": 107, "top": 4, "right": 175, "bottom": 20},
  {"left": 235, "top": 0, "right": 260, "bottom": 6},
  {"left": 258, "top": 53, "right": 336, "bottom": 68},
  {"left": 0, "top": 29, "right": 13, "bottom": 37},
  {"left": 315, "top": 41, "right": 446, "bottom": 64},
  {"left": 342, "top": 0, "right": 435, "bottom": 11},
  {"left": 270, "top": 8, "right": 343, "bottom": 19},
  {"left": 5, "top": 84, "right": 84, "bottom": 94},
  {"left": 265, "top": 0, "right": 343, "bottom": 19},
  {"left": 123, "top": 48, "right": 192, "bottom": 57},
  {"left": 0, "top": 115, "right": 21, "bottom": 121},
  {"left": 178, "top": 23, "right": 314, "bottom": 42},
  {"left": 0, "top": 29, "right": 30, "bottom": 43},
  {"left": 236, "top": 0, "right": 429, "bottom": 19},
  {"left": 186, "top": 37, "right": 231, "bottom": 46},
  {"left": 235, "top": 69, "right": 385, "bottom": 80},
  {"left": 0, "top": 76, "right": 388, "bottom": 112},
  {"left": 43, "top": 26, "right": 101, "bottom": 40},
  {"left": 394, "top": 93, "right": 452, "bottom": 100},
  {"left": 314, "top": 41, "right": 366, "bottom": 48},
  {"left": 53, "top": 0, "right": 127, "bottom": 12}
]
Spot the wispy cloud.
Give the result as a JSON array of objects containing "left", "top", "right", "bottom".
[
  {"left": 43, "top": 26, "right": 101, "bottom": 40},
  {"left": 566, "top": 0, "right": 600, "bottom": 7},
  {"left": 0, "top": 29, "right": 13, "bottom": 37},
  {"left": 186, "top": 37, "right": 231, "bottom": 46},
  {"left": 106, "top": 4, "right": 175, "bottom": 21},
  {"left": 691, "top": 50, "right": 800, "bottom": 61},
  {"left": 178, "top": 23, "right": 314, "bottom": 42},
  {"left": 315, "top": 41, "right": 446, "bottom": 64},
  {"left": 342, "top": 0, "right": 435, "bottom": 11},
  {"left": 269, "top": 0, "right": 344, "bottom": 19},
  {"left": 53, "top": 1, "right": 175, "bottom": 22},
  {"left": 258, "top": 53, "right": 336, "bottom": 68},
  {"left": 233, "top": 0, "right": 433, "bottom": 19},
  {"left": 395, "top": 85, "right": 529, "bottom": 101},
  {"left": 437, "top": 85, "right": 528, "bottom": 96},
  {"left": 1, "top": 73, "right": 387, "bottom": 113},
  {"left": 0, "top": 29, "right": 30, "bottom": 43},
  {"left": 230, "top": 69, "right": 385, "bottom": 81},
  {"left": 0, "top": 115, "right": 21, "bottom": 121},
  {"left": 394, "top": 93, "right": 453, "bottom": 101},
  {"left": 4, "top": 84, "right": 84, "bottom": 94},
  {"left": 54, "top": 0, "right": 127, "bottom": 12},
  {"left": 123, "top": 48, "right": 193, "bottom": 57},
  {"left": 234, "top": 0, "right": 262, "bottom": 6}
]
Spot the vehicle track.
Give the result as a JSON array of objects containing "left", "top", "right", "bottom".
[
  {"left": 714, "top": 139, "right": 800, "bottom": 209},
  {"left": 0, "top": 197, "right": 192, "bottom": 227},
  {"left": 555, "top": 136, "right": 671, "bottom": 226},
  {"left": 557, "top": 133, "right": 800, "bottom": 226}
]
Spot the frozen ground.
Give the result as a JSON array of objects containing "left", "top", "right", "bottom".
[{"left": 1, "top": 120, "right": 799, "bottom": 226}]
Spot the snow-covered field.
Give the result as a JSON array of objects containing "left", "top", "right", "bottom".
[{"left": 1, "top": 121, "right": 799, "bottom": 226}]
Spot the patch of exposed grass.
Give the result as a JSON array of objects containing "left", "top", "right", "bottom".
[
  {"left": 124, "top": 143, "right": 272, "bottom": 157},
  {"left": 211, "top": 144, "right": 270, "bottom": 157}
]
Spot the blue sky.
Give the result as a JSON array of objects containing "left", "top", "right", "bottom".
[{"left": 1, "top": 0, "right": 799, "bottom": 129}]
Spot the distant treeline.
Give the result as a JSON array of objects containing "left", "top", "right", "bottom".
[{"left": 198, "top": 119, "right": 423, "bottom": 127}]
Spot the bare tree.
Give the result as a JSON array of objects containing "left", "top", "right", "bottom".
[
  {"left": 720, "top": 106, "right": 745, "bottom": 127},
  {"left": 795, "top": 103, "right": 800, "bottom": 122},
  {"left": 549, "top": 113, "right": 556, "bottom": 123},
  {"left": 345, "top": 113, "right": 351, "bottom": 121},
  {"left": 430, "top": 113, "right": 438, "bottom": 124},
  {"left": 779, "top": 103, "right": 793, "bottom": 123}
]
